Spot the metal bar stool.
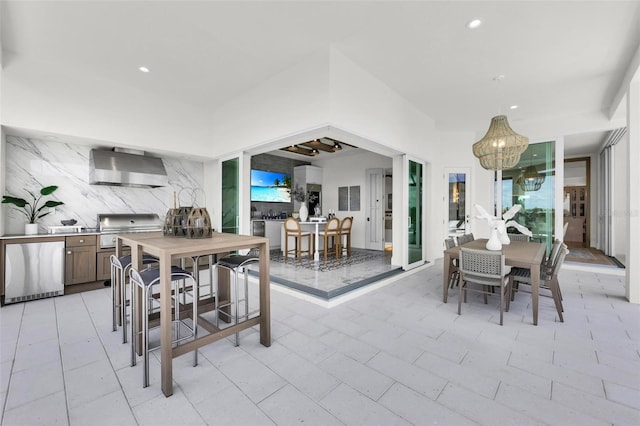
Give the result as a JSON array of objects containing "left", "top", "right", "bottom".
[
  {"left": 110, "top": 254, "right": 157, "bottom": 343},
  {"left": 129, "top": 266, "right": 198, "bottom": 387},
  {"left": 212, "top": 254, "right": 260, "bottom": 346}
]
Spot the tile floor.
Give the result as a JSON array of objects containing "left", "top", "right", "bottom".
[
  {"left": 265, "top": 248, "right": 401, "bottom": 299},
  {"left": 1, "top": 260, "right": 639, "bottom": 425}
]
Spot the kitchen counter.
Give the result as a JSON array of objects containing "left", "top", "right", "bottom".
[{"left": 0, "top": 230, "right": 99, "bottom": 240}]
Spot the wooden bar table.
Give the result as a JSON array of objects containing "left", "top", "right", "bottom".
[
  {"left": 443, "top": 239, "right": 546, "bottom": 325},
  {"left": 117, "top": 231, "right": 271, "bottom": 397}
]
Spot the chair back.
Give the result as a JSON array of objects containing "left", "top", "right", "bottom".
[
  {"left": 444, "top": 238, "right": 456, "bottom": 250},
  {"left": 324, "top": 217, "right": 340, "bottom": 232},
  {"left": 550, "top": 246, "right": 569, "bottom": 278},
  {"left": 339, "top": 216, "right": 353, "bottom": 233},
  {"left": 459, "top": 248, "right": 506, "bottom": 284},
  {"left": 457, "top": 234, "right": 473, "bottom": 245},
  {"left": 507, "top": 233, "right": 530, "bottom": 242},
  {"left": 284, "top": 217, "right": 301, "bottom": 234},
  {"left": 543, "top": 240, "right": 563, "bottom": 275}
]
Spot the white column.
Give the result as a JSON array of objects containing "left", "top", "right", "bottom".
[{"left": 626, "top": 79, "right": 640, "bottom": 303}]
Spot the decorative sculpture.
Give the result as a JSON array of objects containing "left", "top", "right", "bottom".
[{"left": 474, "top": 204, "right": 532, "bottom": 250}]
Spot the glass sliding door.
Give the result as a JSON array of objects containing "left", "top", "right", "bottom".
[
  {"left": 221, "top": 157, "right": 239, "bottom": 234},
  {"left": 501, "top": 141, "right": 555, "bottom": 252},
  {"left": 406, "top": 157, "right": 424, "bottom": 268},
  {"left": 445, "top": 168, "right": 471, "bottom": 238}
]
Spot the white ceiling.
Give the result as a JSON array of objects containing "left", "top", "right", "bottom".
[{"left": 2, "top": 1, "right": 639, "bottom": 157}]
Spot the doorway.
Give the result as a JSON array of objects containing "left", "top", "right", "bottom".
[
  {"left": 563, "top": 157, "right": 590, "bottom": 248},
  {"left": 444, "top": 168, "right": 471, "bottom": 238}
]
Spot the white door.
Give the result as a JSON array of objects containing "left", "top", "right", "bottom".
[
  {"left": 444, "top": 168, "right": 471, "bottom": 239},
  {"left": 365, "top": 168, "right": 384, "bottom": 250}
]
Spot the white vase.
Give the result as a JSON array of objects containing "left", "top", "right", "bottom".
[
  {"left": 24, "top": 223, "right": 39, "bottom": 235},
  {"left": 486, "top": 227, "right": 502, "bottom": 251},
  {"left": 299, "top": 204, "right": 308, "bottom": 222}
]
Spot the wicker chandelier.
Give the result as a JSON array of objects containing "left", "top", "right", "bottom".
[
  {"left": 516, "top": 164, "right": 545, "bottom": 191},
  {"left": 472, "top": 115, "right": 529, "bottom": 170}
]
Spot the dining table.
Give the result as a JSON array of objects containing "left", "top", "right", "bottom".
[
  {"left": 443, "top": 238, "right": 547, "bottom": 325},
  {"left": 117, "top": 231, "right": 271, "bottom": 397}
]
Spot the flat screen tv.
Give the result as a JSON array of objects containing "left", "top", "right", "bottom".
[{"left": 250, "top": 169, "right": 291, "bottom": 202}]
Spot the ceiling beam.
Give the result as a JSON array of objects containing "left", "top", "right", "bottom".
[
  {"left": 300, "top": 139, "right": 337, "bottom": 152},
  {"left": 279, "top": 145, "right": 318, "bottom": 157}
]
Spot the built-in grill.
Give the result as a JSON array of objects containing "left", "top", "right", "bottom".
[{"left": 98, "top": 213, "right": 163, "bottom": 249}]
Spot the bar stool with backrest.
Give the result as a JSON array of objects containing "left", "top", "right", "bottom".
[
  {"left": 212, "top": 253, "right": 260, "bottom": 346},
  {"left": 283, "top": 217, "right": 313, "bottom": 262},
  {"left": 317, "top": 218, "right": 340, "bottom": 260},
  {"left": 458, "top": 248, "right": 512, "bottom": 325},
  {"left": 110, "top": 253, "right": 158, "bottom": 343},
  {"left": 338, "top": 216, "right": 353, "bottom": 257},
  {"left": 129, "top": 265, "right": 197, "bottom": 387}
]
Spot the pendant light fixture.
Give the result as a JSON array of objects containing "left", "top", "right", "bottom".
[
  {"left": 515, "top": 156, "right": 545, "bottom": 191},
  {"left": 472, "top": 76, "right": 529, "bottom": 170}
]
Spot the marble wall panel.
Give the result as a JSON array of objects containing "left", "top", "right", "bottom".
[{"left": 4, "top": 136, "right": 204, "bottom": 234}]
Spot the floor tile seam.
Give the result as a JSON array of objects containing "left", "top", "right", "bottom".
[
  {"left": 167, "top": 381, "right": 209, "bottom": 425},
  {"left": 413, "top": 358, "right": 500, "bottom": 399},
  {"left": 77, "top": 291, "right": 137, "bottom": 422},
  {"left": 365, "top": 353, "right": 448, "bottom": 401},
  {"left": 334, "top": 379, "right": 418, "bottom": 425},
  {"left": 494, "top": 383, "right": 599, "bottom": 425},
  {"left": 508, "top": 361, "right": 607, "bottom": 399},
  {"left": 552, "top": 359, "right": 640, "bottom": 390},
  {"left": 1, "top": 389, "right": 67, "bottom": 418},
  {"left": 550, "top": 379, "right": 640, "bottom": 424},
  {"left": 601, "top": 380, "right": 640, "bottom": 411},
  {"left": 52, "top": 296, "right": 72, "bottom": 426},
  {"left": 436, "top": 382, "right": 537, "bottom": 424},
  {"left": 316, "top": 336, "right": 379, "bottom": 365}
]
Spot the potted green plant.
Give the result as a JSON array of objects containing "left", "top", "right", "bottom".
[{"left": 2, "top": 185, "right": 64, "bottom": 235}]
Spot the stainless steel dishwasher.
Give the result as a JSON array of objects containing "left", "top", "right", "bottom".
[{"left": 4, "top": 238, "right": 65, "bottom": 304}]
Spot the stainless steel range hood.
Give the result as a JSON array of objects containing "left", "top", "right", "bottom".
[{"left": 89, "top": 149, "right": 169, "bottom": 188}]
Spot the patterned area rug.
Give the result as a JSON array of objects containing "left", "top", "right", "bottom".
[{"left": 270, "top": 248, "right": 389, "bottom": 272}]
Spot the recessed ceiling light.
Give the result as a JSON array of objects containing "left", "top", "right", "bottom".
[
  {"left": 466, "top": 19, "right": 482, "bottom": 29},
  {"left": 139, "top": 66, "right": 150, "bottom": 73},
  {"left": 510, "top": 105, "right": 519, "bottom": 110}
]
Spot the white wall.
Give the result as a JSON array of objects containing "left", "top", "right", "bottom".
[
  {"left": 210, "top": 49, "right": 332, "bottom": 150},
  {"left": 311, "top": 150, "right": 392, "bottom": 250}
]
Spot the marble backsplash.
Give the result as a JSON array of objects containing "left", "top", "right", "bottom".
[{"left": 3, "top": 135, "right": 205, "bottom": 234}]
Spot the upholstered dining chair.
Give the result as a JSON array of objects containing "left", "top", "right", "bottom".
[
  {"left": 338, "top": 216, "right": 353, "bottom": 257},
  {"left": 458, "top": 248, "right": 512, "bottom": 325},
  {"left": 318, "top": 218, "right": 340, "bottom": 260},
  {"left": 283, "top": 217, "right": 313, "bottom": 262}
]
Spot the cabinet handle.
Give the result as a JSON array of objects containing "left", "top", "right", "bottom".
[
  {"left": 67, "top": 251, "right": 72, "bottom": 255},
  {"left": 79, "top": 239, "right": 84, "bottom": 243}
]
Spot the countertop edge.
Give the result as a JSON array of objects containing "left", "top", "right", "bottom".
[{"left": 0, "top": 231, "right": 100, "bottom": 240}]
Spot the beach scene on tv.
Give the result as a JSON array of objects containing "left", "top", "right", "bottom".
[{"left": 251, "top": 170, "right": 292, "bottom": 202}]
